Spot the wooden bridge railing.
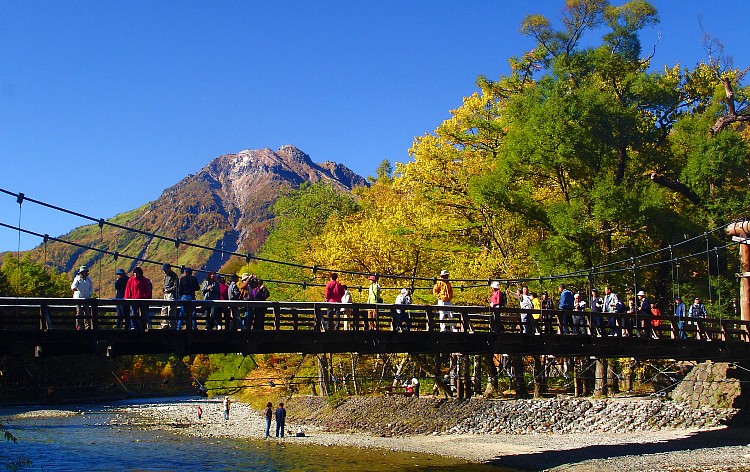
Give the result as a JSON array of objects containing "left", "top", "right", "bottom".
[{"left": 1, "top": 297, "right": 749, "bottom": 343}]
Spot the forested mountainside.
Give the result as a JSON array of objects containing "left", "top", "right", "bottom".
[{"left": 20, "top": 145, "right": 366, "bottom": 297}]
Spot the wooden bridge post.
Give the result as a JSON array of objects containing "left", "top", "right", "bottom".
[
  {"left": 512, "top": 355, "right": 527, "bottom": 399},
  {"left": 426, "top": 307, "right": 435, "bottom": 332},
  {"left": 461, "top": 354, "right": 472, "bottom": 399},
  {"left": 594, "top": 358, "right": 608, "bottom": 396},
  {"left": 351, "top": 306, "right": 360, "bottom": 331},
  {"left": 726, "top": 221, "right": 750, "bottom": 321},
  {"left": 532, "top": 356, "right": 545, "bottom": 398},
  {"left": 273, "top": 302, "right": 280, "bottom": 331},
  {"left": 39, "top": 304, "right": 51, "bottom": 331}
]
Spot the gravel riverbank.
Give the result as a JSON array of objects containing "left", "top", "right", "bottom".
[{"left": 67, "top": 397, "right": 750, "bottom": 470}]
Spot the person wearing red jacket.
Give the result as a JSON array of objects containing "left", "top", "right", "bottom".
[
  {"left": 125, "top": 266, "right": 153, "bottom": 332},
  {"left": 323, "top": 272, "right": 344, "bottom": 331}
]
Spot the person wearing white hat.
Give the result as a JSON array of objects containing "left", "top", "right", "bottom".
[
  {"left": 636, "top": 290, "right": 651, "bottom": 337},
  {"left": 489, "top": 281, "right": 504, "bottom": 308},
  {"left": 71, "top": 265, "right": 93, "bottom": 330},
  {"left": 433, "top": 270, "right": 455, "bottom": 332}
]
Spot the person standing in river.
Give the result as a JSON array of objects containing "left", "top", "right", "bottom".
[{"left": 275, "top": 402, "right": 287, "bottom": 438}]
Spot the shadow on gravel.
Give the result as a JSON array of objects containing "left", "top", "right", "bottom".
[{"left": 488, "top": 426, "right": 750, "bottom": 471}]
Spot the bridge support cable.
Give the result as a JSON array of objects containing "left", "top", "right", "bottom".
[{"left": 0, "top": 187, "right": 744, "bottom": 287}]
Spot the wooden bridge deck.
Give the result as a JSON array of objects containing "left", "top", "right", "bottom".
[{"left": 1, "top": 297, "right": 749, "bottom": 361}]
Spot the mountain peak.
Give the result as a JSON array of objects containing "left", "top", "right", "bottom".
[{"left": 276, "top": 145, "right": 312, "bottom": 165}]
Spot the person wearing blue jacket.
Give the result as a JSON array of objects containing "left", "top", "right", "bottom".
[{"left": 558, "top": 283, "right": 574, "bottom": 334}]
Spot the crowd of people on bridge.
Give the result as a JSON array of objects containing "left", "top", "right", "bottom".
[{"left": 69, "top": 264, "right": 710, "bottom": 337}]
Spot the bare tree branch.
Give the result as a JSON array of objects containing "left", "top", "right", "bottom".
[{"left": 650, "top": 173, "right": 703, "bottom": 206}]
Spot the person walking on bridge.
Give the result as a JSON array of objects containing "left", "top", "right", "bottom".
[
  {"left": 511, "top": 285, "right": 534, "bottom": 334},
  {"left": 114, "top": 268, "right": 130, "bottom": 330},
  {"left": 636, "top": 291, "right": 651, "bottom": 337},
  {"left": 160, "top": 263, "right": 178, "bottom": 329},
  {"left": 603, "top": 285, "right": 621, "bottom": 336},
  {"left": 324, "top": 272, "right": 344, "bottom": 331},
  {"left": 177, "top": 267, "right": 200, "bottom": 330},
  {"left": 71, "top": 265, "right": 93, "bottom": 330},
  {"left": 124, "top": 266, "right": 152, "bottom": 331},
  {"left": 201, "top": 272, "right": 221, "bottom": 330},
  {"left": 590, "top": 288, "right": 604, "bottom": 336},
  {"left": 366, "top": 275, "right": 382, "bottom": 330},
  {"left": 674, "top": 295, "right": 687, "bottom": 339},
  {"left": 434, "top": 270, "right": 455, "bottom": 332},
  {"left": 558, "top": 283, "right": 574, "bottom": 334}
]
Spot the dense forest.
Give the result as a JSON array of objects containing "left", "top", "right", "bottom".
[
  {"left": 232, "top": 0, "right": 749, "bottom": 317},
  {"left": 1, "top": 0, "right": 749, "bottom": 402}
]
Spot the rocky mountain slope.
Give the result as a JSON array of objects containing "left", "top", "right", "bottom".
[{"left": 29, "top": 145, "right": 366, "bottom": 296}]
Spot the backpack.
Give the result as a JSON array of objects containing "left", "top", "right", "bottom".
[
  {"left": 497, "top": 291, "right": 506, "bottom": 308},
  {"left": 616, "top": 300, "right": 626, "bottom": 313},
  {"left": 257, "top": 285, "right": 270, "bottom": 301}
]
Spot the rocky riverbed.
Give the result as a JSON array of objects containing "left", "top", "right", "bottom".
[{"left": 107, "top": 395, "right": 750, "bottom": 471}]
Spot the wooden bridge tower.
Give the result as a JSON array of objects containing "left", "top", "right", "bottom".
[{"left": 727, "top": 221, "right": 750, "bottom": 321}]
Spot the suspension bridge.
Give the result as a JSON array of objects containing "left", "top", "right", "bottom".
[{"left": 0, "top": 297, "right": 748, "bottom": 361}]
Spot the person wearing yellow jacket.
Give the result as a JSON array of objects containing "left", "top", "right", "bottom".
[{"left": 433, "top": 270, "right": 455, "bottom": 332}]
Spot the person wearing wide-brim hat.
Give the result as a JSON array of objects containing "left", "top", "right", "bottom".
[
  {"left": 71, "top": 265, "right": 94, "bottom": 330},
  {"left": 433, "top": 270, "right": 455, "bottom": 332},
  {"left": 114, "top": 268, "right": 131, "bottom": 329},
  {"left": 489, "top": 281, "right": 504, "bottom": 308},
  {"left": 365, "top": 275, "right": 381, "bottom": 330}
]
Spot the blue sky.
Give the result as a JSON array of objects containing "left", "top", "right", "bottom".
[{"left": 1, "top": 0, "right": 749, "bottom": 252}]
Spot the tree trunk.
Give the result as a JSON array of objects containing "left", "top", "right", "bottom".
[
  {"left": 573, "top": 357, "right": 583, "bottom": 397},
  {"left": 411, "top": 353, "right": 451, "bottom": 397},
  {"left": 461, "top": 354, "right": 472, "bottom": 399},
  {"left": 450, "top": 354, "right": 458, "bottom": 397},
  {"left": 350, "top": 353, "right": 359, "bottom": 395},
  {"left": 392, "top": 355, "right": 408, "bottom": 387},
  {"left": 594, "top": 358, "right": 608, "bottom": 396},
  {"left": 625, "top": 360, "right": 637, "bottom": 392},
  {"left": 484, "top": 354, "right": 498, "bottom": 397},
  {"left": 512, "top": 355, "right": 527, "bottom": 399},
  {"left": 317, "top": 354, "right": 330, "bottom": 396},
  {"left": 473, "top": 355, "right": 481, "bottom": 395},
  {"left": 608, "top": 359, "right": 621, "bottom": 394},
  {"left": 532, "top": 355, "right": 545, "bottom": 398}
]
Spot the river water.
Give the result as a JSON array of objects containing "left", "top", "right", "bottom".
[{"left": 1, "top": 398, "right": 505, "bottom": 471}]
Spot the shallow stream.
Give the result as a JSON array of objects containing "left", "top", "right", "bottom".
[{"left": 1, "top": 398, "right": 505, "bottom": 471}]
